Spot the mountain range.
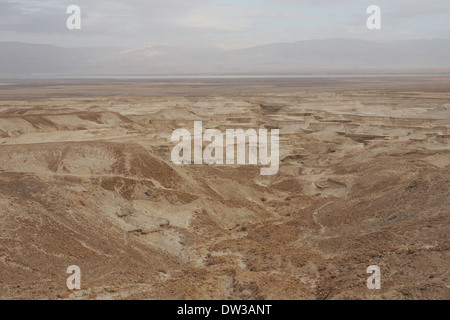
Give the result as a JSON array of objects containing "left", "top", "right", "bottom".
[{"left": 1, "top": 39, "right": 450, "bottom": 75}]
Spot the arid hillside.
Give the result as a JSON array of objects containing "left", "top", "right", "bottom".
[{"left": 0, "top": 78, "right": 449, "bottom": 299}]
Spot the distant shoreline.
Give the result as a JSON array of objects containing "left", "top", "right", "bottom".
[
  {"left": 2, "top": 75, "right": 450, "bottom": 100},
  {"left": 2, "top": 73, "right": 450, "bottom": 80}
]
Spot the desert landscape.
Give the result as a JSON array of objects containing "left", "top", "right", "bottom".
[{"left": 0, "top": 77, "right": 449, "bottom": 300}]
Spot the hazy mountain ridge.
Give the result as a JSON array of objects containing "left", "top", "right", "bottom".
[
  {"left": 1, "top": 39, "right": 450, "bottom": 75},
  {"left": 0, "top": 42, "right": 125, "bottom": 74}
]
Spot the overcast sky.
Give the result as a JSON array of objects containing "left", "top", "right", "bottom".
[{"left": 1, "top": 0, "right": 449, "bottom": 49}]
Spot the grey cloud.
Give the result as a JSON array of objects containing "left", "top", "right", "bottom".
[{"left": 0, "top": 0, "right": 449, "bottom": 48}]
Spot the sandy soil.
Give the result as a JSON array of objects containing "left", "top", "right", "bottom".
[{"left": 0, "top": 77, "right": 449, "bottom": 300}]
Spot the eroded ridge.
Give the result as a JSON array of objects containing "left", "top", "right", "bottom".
[{"left": 0, "top": 81, "right": 449, "bottom": 300}]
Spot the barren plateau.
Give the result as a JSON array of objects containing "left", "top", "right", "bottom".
[{"left": 0, "top": 77, "right": 449, "bottom": 300}]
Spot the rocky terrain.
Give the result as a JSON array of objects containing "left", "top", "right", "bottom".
[{"left": 0, "top": 77, "right": 449, "bottom": 300}]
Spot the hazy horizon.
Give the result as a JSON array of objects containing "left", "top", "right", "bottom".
[
  {"left": 3, "top": 36, "right": 450, "bottom": 50},
  {"left": 2, "top": 38, "right": 450, "bottom": 75},
  {"left": 1, "top": 1, "right": 450, "bottom": 75}
]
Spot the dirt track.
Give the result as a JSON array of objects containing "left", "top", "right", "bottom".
[{"left": 0, "top": 77, "right": 449, "bottom": 300}]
